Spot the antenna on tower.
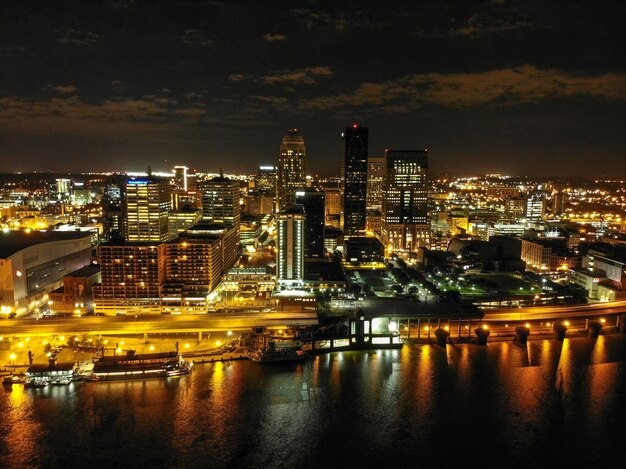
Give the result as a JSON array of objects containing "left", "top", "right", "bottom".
[{"left": 147, "top": 165, "right": 152, "bottom": 177}]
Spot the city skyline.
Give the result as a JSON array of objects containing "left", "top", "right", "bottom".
[{"left": 1, "top": 1, "right": 624, "bottom": 177}]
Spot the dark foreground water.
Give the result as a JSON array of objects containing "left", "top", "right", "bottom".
[{"left": 2, "top": 336, "right": 626, "bottom": 469}]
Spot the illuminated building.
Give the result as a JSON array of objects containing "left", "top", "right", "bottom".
[
  {"left": 381, "top": 150, "right": 430, "bottom": 253},
  {"left": 552, "top": 191, "right": 568, "bottom": 215},
  {"left": 0, "top": 231, "right": 93, "bottom": 316},
  {"left": 168, "top": 208, "right": 202, "bottom": 235},
  {"left": 161, "top": 231, "right": 229, "bottom": 314},
  {"left": 277, "top": 129, "right": 306, "bottom": 209},
  {"left": 520, "top": 238, "right": 577, "bottom": 272},
  {"left": 324, "top": 188, "right": 341, "bottom": 216},
  {"left": 256, "top": 165, "right": 277, "bottom": 196},
  {"left": 102, "top": 175, "right": 127, "bottom": 242},
  {"left": 55, "top": 178, "right": 71, "bottom": 202},
  {"left": 93, "top": 243, "right": 164, "bottom": 315},
  {"left": 173, "top": 165, "right": 189, "bottom": 191},
  {"left": 125, "top": 177, "right": 171, "bottom": 242},
  {"left": 276, "top": 204, "right": 305, "bottom": 287},
  {"left": 296, "top": 190, "right": 325, "bottom": 258},
  {"left": 201, "top": 171, "right": 241, "bottom": 233},
  {"left": 526, "top": 194, "right": 546, "bottom": 223},
  {"left": 341, "top": 124, "right": 368, "bottom": 235},
  {"left": 48, "top": 264, "right": 101, "bottom": 316},
  {"left": 366, "top": 156, "right": 385, "bottom": 211}
]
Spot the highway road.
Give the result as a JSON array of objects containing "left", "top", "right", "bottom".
[
  {"left": 483, "top": 300, "right": 626, "bottom": 322},
  {"left": 0, "top": 311, "right": 318, "bottom": 337}
]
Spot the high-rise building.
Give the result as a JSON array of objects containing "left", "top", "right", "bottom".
[
  {"left": 276, "top": 204, "right": 305, "bottom": 287},
  {"left": 277, "top": 129, "right": 306, "bottom": 209},
  {"left": 381, "top": 150, "right": 430, "bottom": 253},
  {"left": 93, "top": 243, "right": 164, "bottom": 315},
  {"left": 173, "top": 165, "right": 189, "bottom": 191},
  {"left": 341, "top": 124, "right": 368, "bottom": 235},
  {"left": 102, "top": 175, "right": 127, "bottom": 242},
  {"left": 125, "top": 177, "right": 171, "bottom": 242},
  {"left": 256, "top": 166, "right": 277, "bottom": 196},
  {"left": 201, "top": 171, "right": 241, "bottom": 232},
  {"left": 526, "top": 194, "right": 546, "bottom": 223},
  {"left": 324, "top": 188, "right": 341, "bottom": 215},
  {"left": 366, "top": 156, "right": 385, "bottom": 211},
  {"left": 296, "top": 190, "right": 326, "bottom": 258},
  {"left": 552, "top": 192, "right": 567, "bottom": 215}
]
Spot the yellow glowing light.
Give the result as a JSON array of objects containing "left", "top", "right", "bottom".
[
  {"left": 120, "top": 341, "right": 125, "bottom": 345},
  {"left": 215, "top": 340, "right": 221, "bottom": 346},
  {"left": 227, "top": 330, "right": 233, "bottom": 336},
  {"left": 424, "top": 326, "right": 429, "bottom": 331},
  {"left": 564, "top": 321, "right": 570, "bottom": 327},
  {"left": 482, "top": 325, "right": 488, "bottom": 330},
  {"left": 444, "top": 325, "right": 449, "bottom": 331},
  {"left": 60, "top": 336, "right": 65, "bottom": 341},
  {"left": 149, "top": 345, "right": 155, "bottom": 351},
  {"left": 116, "top": 348, "right": 122, "bottom": 354},
  {"left": 185, "top": 343, "right": 190, "bottom": 349},
  {"left": 278, "top": 329, "right": 283, "bottom": 334},
  {"left": 600, "top": 318, "right": 606, "bottom": 324},
  {"left": 9, "top": 353, "right": 16, "bottom": 360},
  {"left": 46, "top": 352, "right": 52, "bottom": 357},
  {"left": 25, "top": 337, "right": 30, "bottom": 342},
  {"left": 525, "top": 323, "right": 531, "bottom": 328},
  {"left": 18, "top": 342, "right": 24, "bottom": 348}
]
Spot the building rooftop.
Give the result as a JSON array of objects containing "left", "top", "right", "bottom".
[
  {"left": 304, "top": 260, "right": 346, "bottom": 283},
  {"left": 0, "top": 230, "right": 92, "bottom": 259},
  {"left": 66, "top": 263, "right": 101, "bottom": 278}
]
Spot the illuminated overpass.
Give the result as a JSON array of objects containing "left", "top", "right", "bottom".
[
  {"left": 0, "top": 311, "right": 318, "bottom": 338},
  {"left": 483, "top": 300, "right": 626, "bottom": 322}
]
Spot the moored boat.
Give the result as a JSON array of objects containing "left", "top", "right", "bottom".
[
  {"left": 247, "top": 337, "right": 307, "bottom": 363},
  {"left": 84, "top": 350, "right": 191, "bottom": 382}
]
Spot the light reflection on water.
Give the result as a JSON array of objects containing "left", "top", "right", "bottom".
[{"left": 1, "top": 335, "right": 625, "bottom": 468}]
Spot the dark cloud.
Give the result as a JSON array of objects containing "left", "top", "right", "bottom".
[
  {"left": 262, "top": 33, "right": 288, "bottom": 42},
  {"left": 0, "top": 0, "right": 624, "bottom": 176}
]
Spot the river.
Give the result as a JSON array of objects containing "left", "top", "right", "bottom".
[{"left": 1, "top": 335, "right": 625, "bottom": 468}]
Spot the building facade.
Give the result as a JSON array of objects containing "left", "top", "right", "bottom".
[
  {"left": 125, "top": 178, "right": 171, "bottom": 242},
  {"left": 276, "top": 205, "right": 305, "bottom": 287},
  {"left": 381, "top": 150, "right": 430, "bottom": 253},
  {"left": 296, "top": 190, "right": 326, "bottom": 258},
  {"left": 277, "top": 129, "right": 306, "bottom": 209},
  {"left": 341, "top": 125, "right": 368, "bottom": 235}
]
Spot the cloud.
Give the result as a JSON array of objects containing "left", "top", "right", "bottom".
[
  {"left": 228, "top": 73, "right": 248, "bottom": 82},
  {"left": 290, "top": 9, "right": 350, "bottom": 32},
  {"left": 52, "top": 85, "right": 79, "bottom": 95},
  {"left": 449, "top": 2, "right": 533, "bottom": 37},
  {"left": 0, "top": 95, "right": 207, "bottom": 127},
  {"left": 181, "top": 29, "right": 214, "bottom": 47},
  {"left": 57, "top": 28, "right": 103, "bottom": 46},
  {"left": 296, "top": 66, "right": 626, "bottom": 112},
  {"left": 261, "top": 66, "right": 334, "bottom": 85},
  {"left": 262, "top": 33, "right": 288, "bottom": 42}
]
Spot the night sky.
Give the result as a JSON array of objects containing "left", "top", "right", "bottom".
[{"left": 1, "top": 0, "right": 625, "bottom": 177}]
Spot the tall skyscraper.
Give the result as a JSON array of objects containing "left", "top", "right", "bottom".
[
  {"left": 102, "top": 175, "right": 127, "bottom": 242},
  {"left": 341, "top": 124, "right": 368, "bottom": 235},
  {"left": 125, "top": 177, "right": 171, "bottom": 242},
  {"left": 201, "top": 171, "right": 241, "bottom": 231},
  {"left": 173, "top": 165, "right": 189, "bottom": 191},
  {"left": 277, "top": 129, "right": 306, "bottom": 209},
  {"left": 276, "top": 204, "right": 305, "bottom": 287},
  {"left": 366, "top": 156, "right": 385, "bottom": 211},
  {"left": 381, "top": 150, "right": 430, "bottom": 253},
  {"left": 296, "top": 190, "right": 326, "bottom": 258},
  {"left": 256, "top": 165, "right": 277, "bottom": 195}
]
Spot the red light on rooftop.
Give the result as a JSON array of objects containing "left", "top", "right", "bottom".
[{"left": 352, "top": 123, "right": 358, "bottom": 128}]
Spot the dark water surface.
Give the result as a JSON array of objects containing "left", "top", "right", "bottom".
[{"left": 2, "top": 336, "right": 626, "bottom": 469}]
